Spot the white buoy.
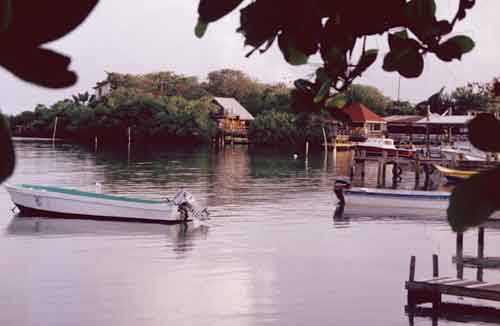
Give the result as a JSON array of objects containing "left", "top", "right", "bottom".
[{"left": 293, "top": 153, "right": 298, "bottom": 160}]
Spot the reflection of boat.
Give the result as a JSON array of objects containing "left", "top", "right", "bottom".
[
  {"left": 5, "top": 184, "right": 209, "bottom": 223},
  {"left": 433, "top": 164, "right": 477, "bottom": 183},
  {"left": 354, "top": 137, "right": 415, "bottom": 158},
  {"left": 334, "top": 180, "right": 449, "bottom": 211}
]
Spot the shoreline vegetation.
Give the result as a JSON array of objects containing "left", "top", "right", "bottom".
[{"left": 7, "top": 69, "right": 493, "bottom": 148}]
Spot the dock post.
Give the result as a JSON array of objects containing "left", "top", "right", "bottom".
[
  {"left": 305, "top": 141, "right": 309, "bottom": 161},
  {"left": 94, "top": 136, "right": 98, "bottom": 152},
  {"left": 127, "top": 127, "right": 131, "bottom": 162},
  {"left": 414, "top": 152, "right": 420, "bottom": 189},
  {"left": 477, "top": 227, "right": 485, "bottom": 282},
  {"left": 52, "top": 116, "right": 59, "bottom": 146},
  {"left": 360, "top": 150, "right": 366, "bottom": 181},
  {"left": 432, "top": 254, "right": 439, "bottom": 277},
  {"left": 381, "top": 151, "right": 388, "bottom": 187},
  {"left": 456, "top": 232, "right": 464, "bottom": 279},
  {"left": 409, "top": 256, "right": 416, "bottom": 281},
  {"left": 331, "top": 137, "right": 337, "bottom": 166}
]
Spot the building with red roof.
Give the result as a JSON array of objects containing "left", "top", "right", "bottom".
[{"left": 342, "top": 102, "right": 386, "bottom": 138}]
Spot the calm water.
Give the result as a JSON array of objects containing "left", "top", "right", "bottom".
[{"left": 2, "top": 139, "right": 500, "bottom": 326}]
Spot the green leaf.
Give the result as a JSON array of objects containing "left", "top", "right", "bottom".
[
  {"left": 294, "top": 79, "right": 314, "bottom": 92},
  {"left": 383, "top": 48, "right": 424, "bottom": 78},
  {"left": 315, "top": 68, "right": 330, "bottom": 84},
  {"left": 406, "top": 0, "right": 436, "bottom": 23},
  {"left": 278, "top": 33, "right": 309, "bottom": 65},
  {"left": 325, "top": 94, "right": 347, "bottom": 109},
  {"left": 0, "top": 0, "right": 12, "bottom": 32},
  {"left": 448, "top": 166, "right": 500, "bottom": 232},
  {"left": 436, "top": 36, "right": 474, "bottom": 62},
  {"left": 351, "top": 49, "right": 378, "bottom": 77},
  {"left": 0, "top": 114, "right": 15, "bottom": 183},
  {"left": 445, "top": 35, "right": 475, "bottom": 53},
  {"left": 314, "top": 79, "right": 332, "bottom": 103},
  {"left": 195, "top": 18, "right": 208, "bottom": 38}
]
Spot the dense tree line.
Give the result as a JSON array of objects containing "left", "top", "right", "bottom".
[{"left": 10, "top": 69, "right": 495, "bottom": 147}]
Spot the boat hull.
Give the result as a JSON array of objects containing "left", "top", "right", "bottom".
[
  {"left": 337, "top": 187, "right": 450, "bottom": 210},
  {"left": 356, "top": 145, "right": 415, "bottom": 158},
  {"left": 6, "top": 184, "right": 184, "bottom": 223}
]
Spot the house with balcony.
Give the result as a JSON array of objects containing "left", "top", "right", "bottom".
[
  {"left": 342, "top": 102, "right": 386, "bottom": 140},
  {"left": 211, "top": 97, "right": 254, "bottom": 144}
]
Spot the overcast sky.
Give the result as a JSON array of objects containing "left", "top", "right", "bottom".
[{"left": 1, "top": 0, "right": 499, "bottom": 115}]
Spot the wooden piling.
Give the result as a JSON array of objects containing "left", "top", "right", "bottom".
[
  {"left": 127, "top": 127, "right": 131, "bottom": 162},
  {"left": 94, "top": 136, "right": 98, "bottom": 152},
  {"left": 414, "top": 152, "right": 420, "bottom": 189},
  {"left": 52, "top": 116, "right": 58, "bottom": 146},
  {"left": 457, "top": 232, "right": 464, "bottom": 279},
  {"left": 305, "top": 141, "right": 309, "bottom": 161},
  {"left": 433, "top": 254, "right": 439, "bottom": 277},
  {"left": 409, "top": 256, "right": 416, "bottom": 282},
  {"left": 477, "top": 227, "right": 485, "bottom": 282},
  {"left": 381, "top": 151, "right": 388, "bottom": 187}
]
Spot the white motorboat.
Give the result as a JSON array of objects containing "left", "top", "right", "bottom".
[
  {"left": 441, "top": 146, "right": 487, "bottom": 162},
  {"left": 5, "top": 184, "right": 209, "bottom": 224},
  {"left": 333, "top": 180, "right": 449, "bottom": 211},
  {"left": 354, "top": 137, "right": 416, "bottom": 159}
]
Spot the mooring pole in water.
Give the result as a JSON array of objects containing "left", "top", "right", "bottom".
[
  {"left": 94, "top": 136, "right": 98, "bottom": 152},
  {"left": 52, "top": 116, "right": 58, "bottom": 146},
  {"left": 322, "top": 127, "right": 328, "bottom": 162},
  {"left": 127, "top": 127, "right": 131, "bottom": 162},
  {"left": 477, "top": 227, "right": 485, "bottom": 282},
  {"left": 305, "top": 141, "right": 309, "bottom": 160},
  {"left": 456, "top": 232, "right": 464, "bottom": 279},
  {"left": 409, "top": 256, "right": 416, "bottom": 281},
  {"left": 331, "top": 138, "right": 337, "bottom": 166},
  {"left": 432, "top": 254, "right": 439, "bottom": 277},
  {"left": 414, "top": 152, "right": 420, "bottom": 189}
]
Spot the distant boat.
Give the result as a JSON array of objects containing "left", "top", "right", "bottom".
[
  {"left": 354, "top": 137, "right": 415, "bottom": 158},
  {"left": 433, "top": 164, "right": 477, "bottom": 183},
  {"left": 333, "top": 179, "right": 449, "bottom": 212},
  {"left": 5, "top": 184, "right": 209, "bottom": 224},
  {"left": 441, "top": 146, "right": 486, "bottom": 162}
]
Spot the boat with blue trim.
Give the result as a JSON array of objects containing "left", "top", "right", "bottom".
[
  {"left": 5, "top": 184, "right": 209, "bottom": 223},
  {"left": 334, "top": 180, "right": 450, "bottom": 210}
]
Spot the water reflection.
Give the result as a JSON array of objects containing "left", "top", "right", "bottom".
[
  {"left": 6, "top": 216, "right": 209, "bottom": 256},
  {"left": 406, "top": 303, "right": 500, "bottom": 325}
]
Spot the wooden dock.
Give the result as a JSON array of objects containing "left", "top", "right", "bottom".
[{"left": 406, "top": 228, "right": 500, "bottom": 308}]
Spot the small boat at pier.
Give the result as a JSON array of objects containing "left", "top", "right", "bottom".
[
  {"left": 354, "top": 137, "right": 416, "bottom": 159},
  {"left": 433, "top": 164, "right": 477, "bottom": 183},
  {"left": 5, "top": 184, "right": 209, "bottom": 224},
  {"left": 333, "top": 180, "right": 449, "bottom": 211}
]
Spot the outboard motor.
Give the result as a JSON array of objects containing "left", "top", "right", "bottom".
[
  {"left": 334, "top": 179, "right": 351, "bottom": 205},
  {"left": 172, "top": 189, "right": 210, "bottom": 221}
]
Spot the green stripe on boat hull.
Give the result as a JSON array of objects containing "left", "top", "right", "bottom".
[{"left": 18, "top": 184, "right": 164, "bottom": 204}]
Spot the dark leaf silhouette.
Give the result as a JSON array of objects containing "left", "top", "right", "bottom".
[
  {"left": 0, "top": 47, "right": 77, "bottom": 88},
  {"left": 468, "top": 113, "right": 500, "bottom": 152},
  {"left": 448, "top": 166, "right": 500, "bottom": 232},
  {"left": 0, "top": 0, "right": 98, "bottom": 46},
  {"left": 0, "top": 115, "right": 15, "bottom": 183},
  {"left": 0, "top": 0, "right": 98, "bottom": 88}
]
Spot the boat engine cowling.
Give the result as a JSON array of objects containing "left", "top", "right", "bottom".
[{"left": 172, "top": 189, "right": 210, "bottom": 221}]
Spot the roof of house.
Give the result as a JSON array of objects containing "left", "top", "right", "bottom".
[
  {"left": 384, "top": 115, "right": 424, "bottom": 124},
  {"left": 343, "top": 102, "right": 385, "bottom": 123},
  {"left": 213, "top": 97, "right": 254, "bottom": 121},
  {"left": 415, "top": 115, "right": 472, "bottom": 125}
]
